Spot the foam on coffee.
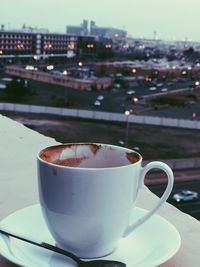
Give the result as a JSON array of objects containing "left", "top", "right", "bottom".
[{"left": 40, "top": 144, "right": 140, "bottom": 168}]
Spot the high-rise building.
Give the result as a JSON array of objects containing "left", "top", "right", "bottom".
[
  {"left": 66, "top": 20, "right": 88, "bottom": 36},
  {"left": 90, "top": 21, "right": 127, "bottom": 39}
]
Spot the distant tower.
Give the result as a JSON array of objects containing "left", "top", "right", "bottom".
[
  {"left": 82, "top": 20, "right": 88, "bottom": 35},
  {"left": 153, "top": 30, "right": 157, "bottom": 40},
  {"left": 90, "top": 20, "right": 96, "bottom": 35}
]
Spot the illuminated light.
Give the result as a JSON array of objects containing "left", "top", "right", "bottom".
[
  {"left": 105, "top": 44, "right": 112, "bottom": 49},
  {"left": 33, "top": 55, "right": 40, "bottom": 61},
  {"left": 44, "top": 43, "right": 52, "bottom": 49},
  {"left": 172, "top": 66, "right": 176, "bottom": 69},
  {"left": 195, "top": 81, "right": 200, "bottom": 86},
  {"left": 0, "top": 50, "right": 3, "bottom": 55},
  {"left": 192, "top": 112, "right": 197, "bottom": 118},
  {"left": 133, "top": 97, "right": 139, "bottom": 103},
  {"left": 187, "top": 66, "right": 192, "bottom": 70},
  {"left": 124, "top": 110, "right": 130, "bottom": 116},
  {"left": 63, "top": 70, "right": 68, "bottom": 75},
  {"left": 87, "top": 44, "right": 94, "bottom": 49},
  {"left": 46, "top": 65, "right": 54, "bottom": 70},
  {"left": 123, "top": 43, "right": 129, "bottom": 49},
  {"left": 78, "top": 61, "right": 83, "bottom": 67},
  {"left": 68, "top": 42, "right": 75, "bottom": 49},
  {"left": 132, "top": 68, "right": 137, "bottom": 74},
  {"left": 145, "top": 76, "right": 152, "bottom": 81},
  {"left": 25, "top": 65, "right": 34, "bottom": 70},
  {"left": 139, "top": 44, "right": 145, "bottom": 49},
  {"left": 182, "top": 70, "right": 187, "bottom": 75}
]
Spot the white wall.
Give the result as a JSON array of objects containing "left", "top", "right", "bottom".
[{"left": 1, "top": 102, "right": 200, "bottom": 130}]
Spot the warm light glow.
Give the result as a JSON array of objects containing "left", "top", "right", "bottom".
[
  {"left": 132, "top": 68, "right": 137, "bottom": 74},
  {"left": 68, "top": 42, "right": 75, "bottom": 49},
  {"left": 87, "top": 44, "right": 94, "bottom": 48},
  {"left": 16, "top": 43, "right": 24, "bottom": 49},
  {"left": 124, "top": 110, "right": 130, "bottom": 116},
  {"left": 145, "top": 76, "right": 152, "bottom": 81},
  {"left": 78, "top": 61, "right": 83, "bottom": 67},
  {"left": 44, "top": 43, "right": 52, "bottom": 49},
  {"left": 123, "top": 43, "right": 129, "bottom": 49},
  {"left": 139, "top": 44, "right": 145, "bottom": 49},
  {"left": 182, "top": 70, "right": 187, "bottom": 75},
  {"left": 25, "top": 65, "right": 35, "bottom": 70},
  {"left": 192, "top": 112, "right": 197, "bottom": 118},
  {"left": 33, "top": 55, "right": 40, "bottom": 61},
  {"left": 0, "top": 50, "right": 3, "bottom": 55},
  {"left": 195, "top": 81, "right": 200, "bottom": 86},
  {"left": 133, "top": 97, "right": 139, "bottom": 103},
  {"left": 105, "top": 44, "right": 112, "bottom": 49},
  {"left": 46, "top": 65, "right": 54, "bottom": 70}
]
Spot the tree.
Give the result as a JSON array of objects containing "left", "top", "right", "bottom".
[{"left": 4, "top": 77, "right": 27, "bottom": 102}]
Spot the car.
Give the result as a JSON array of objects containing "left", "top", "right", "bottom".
[
  {"left": 149, "top": 87, "right": 157, "bottom": 91},
  {"left": 161, "top": 88, "right": 168, "bottom": 92},
  {"left": 96, "top": 95, "right": 104, "bottom": 101},
  {"left": 156, "top": 83, "right": 163, "bottom": 87},
  {"left": 172, "top": 190, "right": 199, "bottom": 202},
  {"left": 126, "top": 90, "right": 136, "bottom": 95},
  {"left": 94, "top": 100, "right": 101, "bottom": 106}
]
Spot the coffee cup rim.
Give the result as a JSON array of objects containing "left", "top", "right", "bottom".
[{"left": 37, "top": 143, "right": 142, "bottom": 170}]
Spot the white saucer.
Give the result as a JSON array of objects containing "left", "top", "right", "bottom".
[{"left": 0, "top": 204, "right": 181, "bottom": 267}]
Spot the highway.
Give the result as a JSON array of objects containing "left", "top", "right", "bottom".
[{"left": 147, "top": 170, "right": 200, "bottom": 220}]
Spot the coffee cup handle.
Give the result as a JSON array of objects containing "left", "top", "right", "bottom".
[{"left": 123, "top": 161, "right": 174, "bottom": 237}]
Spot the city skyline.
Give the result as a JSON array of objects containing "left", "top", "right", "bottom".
[{"left": 0, "top": 0, "right": 200, "bottom": 42}]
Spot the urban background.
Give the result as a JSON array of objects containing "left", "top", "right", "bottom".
[{"left": 1, "top": 19, "right": 200, "bottom": 219}]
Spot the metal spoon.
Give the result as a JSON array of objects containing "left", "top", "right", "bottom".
[{"left": 0, "top": 229, "right": 126, "bottom": 267}]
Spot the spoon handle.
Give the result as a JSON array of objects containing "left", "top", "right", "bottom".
[
  {"left": 0, "top": 229, "right": 80, "bottom": 264},
  {"left": 41, "top": 242, "right": 81, "bottom": 263}
]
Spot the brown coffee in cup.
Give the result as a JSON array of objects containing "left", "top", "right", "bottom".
[{"left": 39, "top": 143, "right": 140, "bottom": 168}]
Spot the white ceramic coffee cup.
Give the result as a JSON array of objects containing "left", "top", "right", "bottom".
[{"left": 37, "top": 143, "right": 174, "bottom": 258}]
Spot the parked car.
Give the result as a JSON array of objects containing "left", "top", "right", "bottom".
[
  {"left": 172, "top": 190, "right": 199, "bottom": 202},
  {"left": 126, "top": 90, "right": 136, "bottom": 95},
  {"left": 96, "top": 95, "right": 104, "bottom": 101},
  {"left": 161, "top": 88, "right": 168, "bottom": 92},
  {"left": 94, "top": 100, "right": 101, "bottom": 106},
  {"left": 149, "top": 87, "right": 157, "bottom": 91}
]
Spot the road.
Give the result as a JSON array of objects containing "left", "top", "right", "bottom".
[
  {"left": 0, "top": 73, "right": 198, "bottom": 120},
  {"left": 147, "top": 170, "right": 200, "bottom": 220}
]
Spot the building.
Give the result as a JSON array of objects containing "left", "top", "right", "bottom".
[
  {"left": 0, "top": 31, "right": 37, "bottom": 57},
  {"left": 0, "top": 27, "right": 114, "bottom": 63},
  {"left": 66, "top": 20, "right": 88, "bottom": 36},
  {"left": 90, "top": 20, "right": 127, "bottom": 39},
  {"left": 0, "top": 30, "right": 78, "bottom": 62}
]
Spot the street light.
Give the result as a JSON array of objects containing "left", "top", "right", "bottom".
[{"left": 124, "top": 110, "right": 131, "bottom": 146}]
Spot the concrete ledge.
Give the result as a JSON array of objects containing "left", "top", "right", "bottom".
[{"left": 0, "top": 115, "right": 200, "bottom": 266}]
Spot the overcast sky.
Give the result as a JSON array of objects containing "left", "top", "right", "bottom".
[{"left": 1, "top": 0, "right": 200, "bottom": 42}]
